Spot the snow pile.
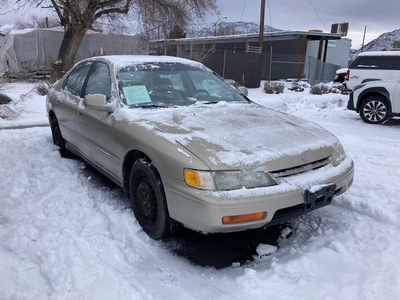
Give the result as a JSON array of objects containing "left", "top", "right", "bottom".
[
  {"left": 0, "top": 83, "right": 399, "bottom": 299},
  {"left": 0, "top": 82, "right": 48, "bottom": 128}
]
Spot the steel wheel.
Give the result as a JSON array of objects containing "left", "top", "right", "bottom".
[
  {"left": 359, "top": 96, "right": 390, "bottom": 124},
  {"left": 129, "top": 159, "right": 180, "bottom": 239},
  {"left": 136, "top": 177, "right": 157, "bottom": 226}
]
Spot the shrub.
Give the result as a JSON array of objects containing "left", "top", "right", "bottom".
[
  {"left": 335, "top": 84, "right": 350, "bottom": 95},
  {"left": 264, "top": 81, "right": 285, "bottom": 94},
  {"left": 0, "top": 94, "right": 12, "bottom": 105},
  {"left": 309, "top": 83, "right": 331, "bottom": 95},
  {"left": 288, "top": 80, "right": 311, "bottom": 92},
  {"left": 36, "top": 82, "right": 50, "bottom": 96}
]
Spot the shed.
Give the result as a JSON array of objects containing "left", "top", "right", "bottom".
[{"left": 150, "top": 30, "right": 351, "bottom": 86}]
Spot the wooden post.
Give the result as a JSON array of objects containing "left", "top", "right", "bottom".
[
  {"left": 361, "top": 25, "right": 367, "bottom": 52},
  {"left": 259, "top": 0, "right": 266, "bottom": 52},
  {"left": 298, "top": 35, "right": 307, "bottom": 80}
]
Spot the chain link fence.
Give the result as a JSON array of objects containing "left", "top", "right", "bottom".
[
  {"left": 306, "top": 56, "right": 340, "bottom": 86},
  {"left": 0, "top": 28, "right": 148, "bottom": 85},
  {"left": 0, "top": 29, "right": 149, "bottom": 120},
  {"left": 205, "top": 50, "right": 340, "bottom": 87},
  {"left": 0, "top": 29, "right": 340, "bottom": 96},
  {"left": 262, "top": 51, "right": 339, "bottom": 86}
]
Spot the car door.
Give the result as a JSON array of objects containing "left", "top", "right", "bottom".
[
  {"left": 392, "top": 81, "right": 400, "bottom": 113},
  {"left": 74, "top": 61, "right": 118, "bottom": 177},
  {"left": 56, "top": 61, "right": 94, "bottom": 146}
]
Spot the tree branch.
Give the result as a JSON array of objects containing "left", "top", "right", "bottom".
[{"left": 94, "top": 0, "right": 133, "bottom": 19}]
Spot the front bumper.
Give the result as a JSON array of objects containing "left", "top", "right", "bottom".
[{"left": 163, "top": 158, "right": 354, "bottom": 234}]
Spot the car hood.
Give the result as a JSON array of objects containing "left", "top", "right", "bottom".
[{"left": 120, "top": 102, "right": 339, "bottom": 171}]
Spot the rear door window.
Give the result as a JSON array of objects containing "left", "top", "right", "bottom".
[
  {"left": 352, "top": 56, "right": 400, "bottom": 70},
  {"left": 354, "top": 57, "right": 379, "bottom": 69}
]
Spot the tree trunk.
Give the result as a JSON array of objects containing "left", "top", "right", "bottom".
[{"left": 51, "top": 26, "right": 86, "bottom": 81}]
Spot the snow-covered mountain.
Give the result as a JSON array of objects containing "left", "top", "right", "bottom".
[
  {"left": 188, "top": 21, "right": 281, "bottom": 37},
  {"left": 351, "top": 28, "right": 400, "bottom": 55}
]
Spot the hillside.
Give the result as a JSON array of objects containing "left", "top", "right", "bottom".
[{"left": 351, "top": 28, "right": 400, "bottom": 55}]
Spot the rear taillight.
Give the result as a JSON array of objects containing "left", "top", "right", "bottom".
[{"left": 345, "top": 69, "right": 350, "bottom": 81}]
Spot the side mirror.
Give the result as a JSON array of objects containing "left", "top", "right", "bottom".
[
  {"left": 238, "top": 86, "right": 248, "bottom": 97},
  {"left": 84, "top": 94, "right": 114, "bottom": 112}
]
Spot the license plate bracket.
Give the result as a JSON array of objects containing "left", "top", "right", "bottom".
[{"left": 304, "top": 184, "right": 336, "bottom": 213}]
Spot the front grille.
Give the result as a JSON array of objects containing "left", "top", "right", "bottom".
[
  {"left": 264, "top": 204, "right": 304, "bottom": 227},
  {"left": 273, "top": 204, "right": 304, "bottom": 219},
  {"left": 270, "top": 157, "right": 331, "bottom": 178}
]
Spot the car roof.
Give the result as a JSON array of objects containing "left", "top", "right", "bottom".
[
  {"left": 85, "top": 55, "right": 204, "bottom": 68},
  {"left": 357, "top": 51, "right": 400, "bottom": 57}
]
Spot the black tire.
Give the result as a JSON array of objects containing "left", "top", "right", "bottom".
[
  {"left": 359, "top": 96, "right": 390, "bottom": 124},
  {"left": 50, "top": 116, "right": 70, "bottom": 157},
  {"left": 129, "top": 159, "right": 180, "bottom": 240}
]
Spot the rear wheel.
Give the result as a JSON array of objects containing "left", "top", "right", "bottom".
[
  {"left": 50, "top": 116, "right": 70, "bottom": 157},
  {"left": 359, "top": 96, "right": 390, "bottom": 124},
  {"left": 129, "top": 159, "right": 180, "bottom": 239}
]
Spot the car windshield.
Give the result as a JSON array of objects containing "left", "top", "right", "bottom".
[{"left": 116, "top": 62, "right": 247, "bottom": 107}]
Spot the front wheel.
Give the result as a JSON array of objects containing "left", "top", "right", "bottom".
[
  {"left": 50, "top": 116, "right": 70, "bottom": 157},
  {"left": 359, "top": 96, "right": 390, "bottom": 124},
  {"left": 129, "top": 159, "right": 180, "bottom": 239}
]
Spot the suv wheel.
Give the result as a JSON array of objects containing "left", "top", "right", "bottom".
[{"left": 359, "top": 96, "right": 390, "bottom": 124}]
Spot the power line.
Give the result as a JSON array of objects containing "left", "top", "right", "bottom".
[
  {"left": 307, "top": 0, "right": 330, "bottom": 32},
  {"left": 306, "top": 0, "right": 354, "bottom": 50},
  {"left": 240, "top": 0, "right": 247, "bottom": 21},
  {"left": 267, "top": 0, "right": 272, "bottom": 28}
]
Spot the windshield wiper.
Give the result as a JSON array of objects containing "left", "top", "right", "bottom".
[
  {"left": 134, "top": 103, "right": 167, "bottom": 108},
  {"left": 195, "top": 100, "right": 219, "bottom": 105}
]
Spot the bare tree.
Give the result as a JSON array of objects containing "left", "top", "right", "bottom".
[
  {"left": 180, "top": 43, "right": 212, "bottom": 63},
  {"left": 217, "top": 26, "right": 236, "bottom": 36},
  {"left": 16, "top": 15, "right": 59, "bottom": 29},
  {"left": 2, "top": 0, "right": 218, "bottom": 79}
]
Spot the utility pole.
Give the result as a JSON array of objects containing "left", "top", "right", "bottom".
[
  {"left": 259, "top": 0, "right": 266, "bottom": 52},
  {"left": 361, "top": 25, "right": 367, "bottom": 52}
]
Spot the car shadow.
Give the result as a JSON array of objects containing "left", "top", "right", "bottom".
[
  {"left": 163, "top": 225, "right": 286, "bottom": 269},
  {"left": 76, "top": 159, "right": 288, "bottom": 269},
  {"left": 385, "top": 118, "right": 400, "bottom": 126}
]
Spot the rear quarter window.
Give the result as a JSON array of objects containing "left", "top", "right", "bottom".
[{"left": 351, "top": 56, "right": 400, "bottom": 70}]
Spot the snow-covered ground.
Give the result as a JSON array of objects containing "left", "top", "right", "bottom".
[{"left": 1, "top": 82, "right": 399, "bottom": 299}]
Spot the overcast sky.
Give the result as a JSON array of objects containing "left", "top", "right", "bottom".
[
  {"left": 206, "top": 0, "right": 400, "bottom": 49},
  {"left": 1, "top": 0, "right": 399, "bottom": 50}
]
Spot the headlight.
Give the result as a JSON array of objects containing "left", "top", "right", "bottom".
[
  {"left": 184, "top": 169, "right": 276, "bottom": 191},
  {"left": 332, "top": 142, "right": 346, "bottom": 167},
  {"left": 183, "top": 169, "right": 215, "bottom": 190}
]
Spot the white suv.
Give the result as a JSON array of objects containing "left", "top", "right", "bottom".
[
  {"left": 345, "top": 51, "right": 400, "bottom": 91},
  {"left": 348, "top": 79, "right": 400, "bottom": 124}
]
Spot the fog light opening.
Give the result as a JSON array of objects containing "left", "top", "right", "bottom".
[{"left": 222, "top": 212, "right": 266, "bottom": 225}]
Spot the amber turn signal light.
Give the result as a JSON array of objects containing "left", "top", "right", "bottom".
[{"left": 222, "top": 212, "right": 266, "bottom": 225}]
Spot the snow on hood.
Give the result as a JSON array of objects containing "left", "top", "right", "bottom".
[{"left": 116, "top": 102, "right": 339, "bottom": 169}]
